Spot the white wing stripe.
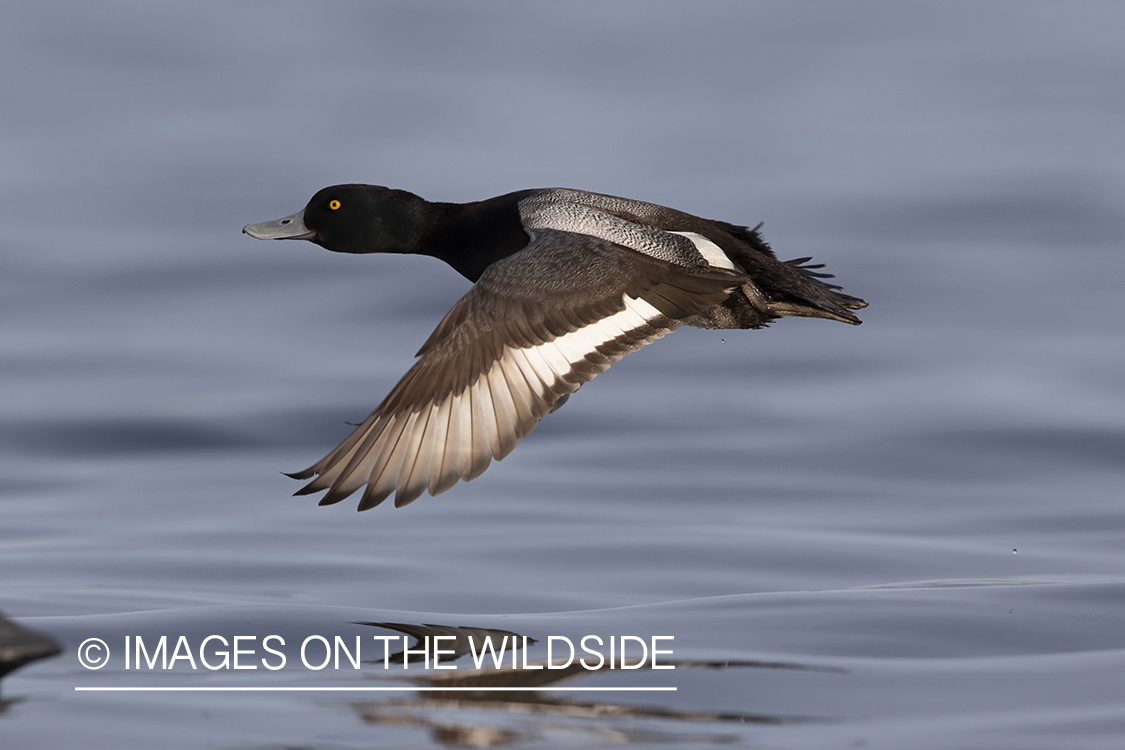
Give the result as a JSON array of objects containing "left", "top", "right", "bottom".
[
  {"left": 531, "top": 335, "right": 574, "bottom": 375},
  {"left": 537, "top": 295, "right": 662, "bottom": 367}
]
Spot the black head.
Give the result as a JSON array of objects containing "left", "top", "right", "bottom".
[
  {"left": 301, "top": 184, "right": 429, "bottom": 254},
  {"left": 244, "top": 184, "right": 429, "bottom": 255}
]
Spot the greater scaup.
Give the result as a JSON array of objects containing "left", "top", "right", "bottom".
[{"left": 244, "top": 186, "right": 866, "bottom": 510}]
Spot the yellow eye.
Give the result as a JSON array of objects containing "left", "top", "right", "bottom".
[{"left": 328, "top": 199, "right": 341, "bottom": 210}]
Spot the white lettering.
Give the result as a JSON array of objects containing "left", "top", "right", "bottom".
[
  {"left": 301, "top": 635, "right": 331, "bottom": 670},
  {"left": 401, "top": 635, "right": 428, "bottom": 669},
  {"left": 521, "top": 635, "right": 542, "bottom": 670},
  {"left": 233, "top": 636, "right": 257, "bottom": 670},
  {"left": 200, "top": 635, "right": 230, "bottom": 670},
  {"left": 547, "top": 636, "right": 574, "bottom": 669},
  {"left": 469, "top": 635, "right": 509, "bottom": 669},
  {"left": 651, "top": 636, "right": 674, "bottom": 669},
  {"left": 262, "top": 635, "right": 286, "bottom": 670},
  {"left": 334, "top": 636, "right": 361, "bottom": 669},
  {"left": 168, "top": 635, "right": 198, "bottom": 670},
  {"left": 432, "top": 635, "right": 456, "bottom": 670},
  {"left": 619, "top": 636, "right": 647, "bottom": 669},
  {"left": 135, "top": 635, "right": 167, "bottom": 670},
  {"left": 372, "top": 635, "right": 397, "bottom": 668},
  {"left": 579, "top": 635, "right": 604, "bottom": 670}
]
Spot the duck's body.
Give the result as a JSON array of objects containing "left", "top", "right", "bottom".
[{"left": 245, "top": 185, "right": 866, "bottom": 510}]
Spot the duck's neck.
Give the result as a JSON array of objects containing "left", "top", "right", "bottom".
[{"left": 415, "top": 192, "right": 533, "bottom": 281}]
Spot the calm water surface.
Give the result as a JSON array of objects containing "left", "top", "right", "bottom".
[{"left": 2, "top": 2, "right": 1124, "bottom": 748}]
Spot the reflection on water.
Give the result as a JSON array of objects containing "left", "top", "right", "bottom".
[
  {"left": 11, "top": 583, "right": 1125, "bottom": 748},
  {"left": 348, "top": 709, "right": 745, "bottom": 748},
  {"left": 343, "top": 621, "right": 836, "bottom": 747}
]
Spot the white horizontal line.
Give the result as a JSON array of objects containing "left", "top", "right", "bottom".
[{"left": 76, "top": 686, "right": 676, "bottom": 692}]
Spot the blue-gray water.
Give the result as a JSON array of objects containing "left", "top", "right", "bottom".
[{"left": 3, "top": 2, "right": 1124, "bottom": 748}]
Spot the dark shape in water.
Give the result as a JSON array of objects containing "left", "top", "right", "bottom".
[{"left": 0, "top": 611, "right": 61, "bottom": 681}]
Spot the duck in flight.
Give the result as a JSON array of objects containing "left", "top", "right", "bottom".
[{"left": 244, "top": 186, "right": 866, "bottom": 510}]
